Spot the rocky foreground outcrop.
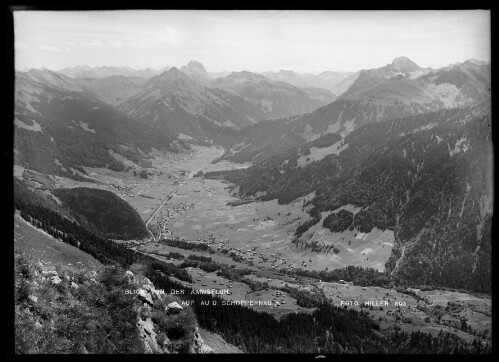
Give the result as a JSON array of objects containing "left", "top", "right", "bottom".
[
  {"left": 127, "top": 271, "right": 213, "bottom": 354},
  {"left": 14, "top": 251, "right": 213, "bottom": 354}
]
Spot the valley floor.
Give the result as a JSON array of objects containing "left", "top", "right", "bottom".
[{"left": 14, "top": 144, "right": 492, "bottom": 347}]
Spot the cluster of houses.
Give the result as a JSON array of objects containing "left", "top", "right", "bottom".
[
  {"left": 185, "top": 268, "right": 234, "bottom": 295},
  {"left": 218, "top": 246, "right": 313, "bottom": 275},
  {"left": 156, "top": 202, "right": 196, "bottom": 239},
  {"left": 229, "top": 246, "right": 260, "bottom": 262},
  {"left": 110, "top": 182, "right": 135, "bottom": 198},
  {"left": 168, "top": 202, "right": 196, "bottom": 215},
  {"left": 198, "top": 234, "right": 232, "bottom": 252},
  {"left": 156, "top": 217, "right": 171, "bottom": 240},
  {"left": 271, "top": 290, "right": 286, "bottom": 306}
]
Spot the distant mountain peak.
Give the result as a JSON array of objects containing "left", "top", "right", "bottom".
[
  {"left": 466, "top": 59, "right": 489, "bottom": 66},
  {"left": 277, "top": 69, "right": 297, "bottom": 76},
  {"left": 145, "top": 66, "right": 195, "bottom": 90},
  {"left": 390, "top": 57, "right": 421, "bottom": 73},
  {"left": 160, "top": 66, "right": 191, "bottom": 79},
  {"left": 391, "top": 56, "right": 414, "bottom": 64},
  {"left": 28, "top": 68, "right": 54, "bottom": 75},
  {"left": 168, "top": 66, "right": 181, "bottom": 73},
  {"left": 180, "top": 60, "right": 209, "bottom": 80},
  {"left": 228, "top": 70, "right": 264, "bottom": 80},
  {"left": 185, "top": 60, "right": 206, "bottom": 69}
]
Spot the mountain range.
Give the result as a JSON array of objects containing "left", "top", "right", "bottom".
[
  {"left": 15, "top": 57, "right": 490, "bottom": 176},
  {"left": 220, "top": 57, "right": 491, "bottom": 164},
  {"left": 57, "top": 65, "right": 170, "bottom": 79},
  {"left": 262, "top": 69, "right": 357, "bottom": 96}
]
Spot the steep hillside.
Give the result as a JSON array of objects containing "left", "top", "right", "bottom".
[
  {"left": 14, "top": 212, "right": 103, "bottom": 269},
  {"left": 209, "top": 104, "right": 492, "bottom": 293},
  {"left": 14, "top": 190, "right": 211, "bottom": 354},
  {"left": 328, "top": 71, "right": 361, "bottom": 96},
  {"left": 52, "top": 187, "right": 150, "bottom": 240},
  {"left": 418, "top": 60, "right": 491, "bottom": 106},
  {"left": 300, "top": 87, "right": 337, "bottom": 104},
  {"left": 21, "top": 69, "right": 147, "bottom": 104},
  {"left": 14, "top": 70, "right": 184, "bottom": 179},
  {"left": 220, "top": 95, "right": 444, "bottom": 165},
  {"left": 76, "top": 75, "right": 147, "bottom": 105}
]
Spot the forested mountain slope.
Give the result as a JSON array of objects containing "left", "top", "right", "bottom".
[
  {"left": 75, "top": 75, "right": 147, "bottom": 105},
  {"left": 53, "top": 187, "right": 150, "bottom": 240},
  {"left": 208, "top": 104, "right": 492, "bottom": 293}
]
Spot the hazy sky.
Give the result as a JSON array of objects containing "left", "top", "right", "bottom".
[{"left": 14, "top": 10, "right": 490, "bottom": 74}]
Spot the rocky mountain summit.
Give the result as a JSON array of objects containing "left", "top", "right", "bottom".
[{"left": 180, "top": 60, "right": 212, "bottom": 84}]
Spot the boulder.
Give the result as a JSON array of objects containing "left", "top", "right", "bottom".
[
  {"left": 71, "top": 282, "right": 79, "bottom": 289},
  {"left": 137, "top": 317, "right": 161, "bottom": 353},
  {"left": 28, "top": 295, "right": 38, "bottom": 303},
  {"left": 137, "top": 289, "right": 153, "bottom": 305},
  {"left": 125, "top": 270, "right": 134, "bottom": 282},
  {"left": 151, "top": 288, "right": 164, "bottom": 300},
  {"left": 191, "top": 327, "right": 214, "bottom": 354},
  {"left": 51, "top": 275, "right": 62, "bottom": 285},
  {"left": 166, "top": 301, "right": 183, "bottom": 314},
  {"left": 34, "top": 321, "right": 43, "bottom": 329}
]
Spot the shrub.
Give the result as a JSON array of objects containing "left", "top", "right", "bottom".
[{"left": 99, "top": 265, "right": 129, "bottom": 288}]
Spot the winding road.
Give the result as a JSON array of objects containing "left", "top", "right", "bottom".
[{"left": 144, "top": 147, "right": 224, "bottom": 240}]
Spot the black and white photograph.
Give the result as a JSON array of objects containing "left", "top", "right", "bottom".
[{"left": 11, "top": 9, "right": 492, "bottom": 354}]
